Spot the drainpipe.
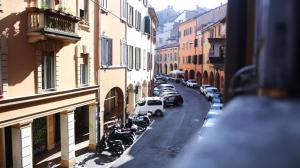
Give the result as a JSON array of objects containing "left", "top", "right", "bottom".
[
  {"left": 124, "top": 14, "right": 128, "bottom": 127},
  {"left": 96, "top": 0, "right": 103, "bottom": 140}
]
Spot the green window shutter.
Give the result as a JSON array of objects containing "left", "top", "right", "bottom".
[{"left": 144, "top": 16, "right": 151, "bottom": 34}]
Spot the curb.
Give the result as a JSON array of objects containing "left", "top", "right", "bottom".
[{"left": 106, "top": 120, "right": 156, "bottom": 168}]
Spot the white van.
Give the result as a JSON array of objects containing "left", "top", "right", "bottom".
[{"left": 134, "top": 97, "right": 165, "bottom": 116}]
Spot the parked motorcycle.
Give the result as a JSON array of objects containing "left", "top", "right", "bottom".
[
  {"left": 108, "top": 126, "right": 135, "bottom": 146},
  {"left": 126, "top": 114, "right": 151, "bottom": 133},
  {"left": 96, "top": 134, "right": 125, "bottom": 157}
]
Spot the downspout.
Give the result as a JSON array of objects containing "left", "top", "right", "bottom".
[
  {"left": 124, "top": 13, "right": 128, "bottom": 127},
  {"left": 96, "top": 0, "right": 103, "bottom": 139}
]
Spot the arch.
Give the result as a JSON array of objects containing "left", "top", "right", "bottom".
[
  {"left": 104, "top": 87, "right": 124, "bottom": 128},
  {"left": 135, "top": 82, "right": 142, "bottom": 103},
  {"left": 142, "top": 80, "right": 148, "bottom": 97},
  {"left": 127, "top": 84, "right": 135, "bottom": 114},
  {"left": 215, "top": 72, "right": 220, "bottom": 89},
  {"left": 184, "top": 70, "right": 188, "bottom": 80},
  {"left": 159, "top": 64, "right": 162, "bottom": 74},
  {"left": 164, "top": 63, "right": 168, "bottom": 74},
  {"left": 189, "top": 70, "right": 195, "bottom": 79},
  {"left": 196, "top": 72, "right": 202, "bottom": 85},
  {"left": 203, "top": 71, "right": 209, "bottom": 84},
  {"left": 209, "top": 72, "right": 214, "bottom": 86},
  {"left": 221, "top": 76, "right": 224, "bottom": 91},
  {"left": 155, "top": 63, "right": 159, "bottom": 74},
  {"left": 174, "top": 63, "right": 178, "bottom": 70},
  {"left": 170, "top": 64, "right": 174, "bottom": 72}
]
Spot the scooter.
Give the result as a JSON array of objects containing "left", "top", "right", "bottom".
[
  {"left": 108, "top": 126, "right": 135, "bottom": 146},
  {"left": 96, "top": 134, "right": 125, "bottom": 157},
  {"left": 126, "top": 114, "right": 150, "bottom": 133}
]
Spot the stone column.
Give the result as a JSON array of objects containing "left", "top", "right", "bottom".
[
  {"left": 99, "top": 105, "right": 104, "bottom": 138},
  {"left": 47, "top": 115, "right": 55, "bottom": 150},
  {"left": 0, "top": 128, "right": 6, "bottom": 168},
  {"left": 12, "top": 122, "right": 33, "bottom": 168},
  {"left": 88, "top": 104, "right": 98, "bottom": 150},
  {"left": 60, "top": 110, "right": 75, "bottom": 167}
]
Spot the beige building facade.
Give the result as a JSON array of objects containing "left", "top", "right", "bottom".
[{"left": 0, "top": 0, "right": 99, "bottom": 167}]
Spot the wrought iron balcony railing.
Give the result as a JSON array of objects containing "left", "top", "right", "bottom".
[{"left": 27, "top": 7, "right": 81, "bottom": 43}]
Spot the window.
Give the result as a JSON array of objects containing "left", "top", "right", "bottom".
[
  {"left": 42, "top": 52, "right": 55, "bottom": 90},
  {"left": 120, "top": 41, "right": 127, "bottom": 66},
  {"left": 135, "top": 10, "right": 142, "bottom": 31},
  {"left": 128, "top": 45, "right": 134, "bottom": 69},
  {"left": 144, "top": 16, "right": 151, "bottom": 34},
  {"left": 148, "top": 100, "right": 162, "bottom": 106},
  {"left": 164, "top": 54, "right": 167, "bottom": 61},
  {"left": 187, "top": 56, "right": 192, "bottom": 64},
  {"left": 101, "top": 0, "right": 107, "bottom": 9},
  {"left": 147, "top": 52, "right": 152, "bottom": 70},
  {"left": 143, "top": 0, "right": 148, "bottom": 7},
  {"left": 80, "top": 54, "right": 89, "bottom": 86},
  {"left": 143, "top": 49, "right": 147, "bottom": 70},
  {"left": 128, "top": 5, "right": 134, "bottom": 27},
  {"left": 210, "top": 29, "right": 214, "bottom": 38},
  {"left": 39, "top": 0, "right": 51, "bottom": 8},
  {"left": 135, "top": 47, "right": 141, "bottom": 70},
  {"left": 137, "top": 100, "right": 146, "bottom": 106},
  {"left": 101, "top": 37, "right": 113, "bottom": 66},
  {"left": 120, "top": 0, "right": 127, "bottom": 20},
  {"left": 79, "top": 0, "right": 89, "bottom": 24}
]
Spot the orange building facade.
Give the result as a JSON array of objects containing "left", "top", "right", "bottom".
[
  {"left": 178, "top": 4, "right": 227, "bottom": 92},
  {"left": 155, "top": 43, "right": 179, "bottom": 75},
  {"left": 178, "top": 18, "right": 203, "bottom": 84}
]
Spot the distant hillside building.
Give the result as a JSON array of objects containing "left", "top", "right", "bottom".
[{"left": 156, "top": 10, "right": 201, "bottom": 47}]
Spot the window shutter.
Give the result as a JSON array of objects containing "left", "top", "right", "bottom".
[
  {"left": 108, "top": 39, "right": 113, "bottom": 66},
  {"left": 101, "top": 38, "right": 107, "bottom": 66},
  {"left": 144, "top": 16, "right": 151, "bottom": 34}
]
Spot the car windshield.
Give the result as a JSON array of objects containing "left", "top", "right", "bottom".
[
  {"left": 211, "top": 105, "right": 222, "bottom": 110},
  {"left": 207, "top": 88, "right": 218, "bottom": 93},
  {"left": 189, "top": 80, "right": 197, "bottom": 83},
  {"left": 137, "top": 100, "right": 146, "bottom": 106}
]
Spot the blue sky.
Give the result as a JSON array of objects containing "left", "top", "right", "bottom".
[{"left": 150, "top": 0, "right": 228, "bottom": 11}]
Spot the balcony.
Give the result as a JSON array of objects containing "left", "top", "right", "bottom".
[{"left": 27, "top": 7, "right": 81, "bottom": 43}]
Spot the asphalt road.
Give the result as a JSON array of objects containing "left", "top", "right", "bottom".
[{"left": 110, "top": 83, "right": 210, "bottom": 168}]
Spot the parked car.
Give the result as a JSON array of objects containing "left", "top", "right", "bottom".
[
  {"left": 154, "top": 84, "right": 176, "bottom": 91},
  {"left": 186, "top": 80, "right": 200, "bottom": 88},
  {"left": 154, "top": 88, "right": 177, "bottom": 96},
  {"left": 206, "top": 103, "right": 223, "bottom": 119},
  {"left": 163, "top": 94, "right": 184, "bottom": 107},
  {"left": 159, "top": 91, "right": 178, "bottom": 97},
  {"left": 180, "top": 78, "right": 187, "bottom": 86},
  {"left": 153, "top": 80, "right": 167, "bottom": 88},
  {"left": 200, "top": 84, "right": 212, "bottom": 94},
  {"left": 205, "top": 87, "right": 219, "bottom": 100},
  {"left": 211, "top": 97, "right": 222, "bottom": 104},
  {"left": 134, "top": 97, "right": 165, "bottom": 116}
]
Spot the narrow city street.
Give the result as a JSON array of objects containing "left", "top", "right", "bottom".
[{"left": 109, "top": 83, "right": 210, "bottom": 168}]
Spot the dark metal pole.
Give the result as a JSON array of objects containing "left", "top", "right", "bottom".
[{"left": 224, "top": 0, "right": 249, "bottom": 101}]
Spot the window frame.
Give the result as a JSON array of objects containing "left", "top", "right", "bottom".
[
  {"left": 101, "top": 37, "right": 113, "bottom": 67},
  {"left": 101, "top": 0, "right": 108, "bottom": 9},
  {"left": 80, "top": 54, "right": 89, "bottom": 86},
  {"left": 120, "top": 0, "right": 127, "bottom": 21},
  {"left": 79, "top": 0, "right": 89, "bottom": 25},
  {"left": 42, "top": 52, "right": 56, "bottom": 91},
  {"left": 128, "top": 45, "right": 134, "bottom": 70},
  {"left": 128, "top": 5, "right": 134, "bottom": 27},
  {"left": 120, "top": 40, "right": 128, "bottom": 66}
]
